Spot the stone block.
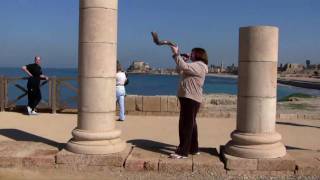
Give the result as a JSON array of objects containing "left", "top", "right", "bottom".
[
  {"left": 227, "top": 170, "right": 294, "bottom": 176},
  {"left": 239, "top": 26, "right": 278, "bottom": 62},
  {"left": 0, "top": 156, "right": 22, "bottom": 168},
  {"left": 135, "top": 96, "right": 143, "bottom": 111},
  {"left": 125, "top": 95, "right": 136, "bottom": 112},
  {"left": 79, "top": 43, "right": 116, "bottom": 77},
  {"left": 222, "top": 151, "right": 258, "bottom": 170},
  {"left": 56, "top": 146, "right": 131, "bottom": 167},
  {"left": 237, "top": 96, "right": 276, "bottom": 133},
  {"left": 289, "top": 150, "right": 320, "bottom": 176},
  {"left": 23, "top": 149, "right": 58, "bottom": 168},
  {"left": 297, "top": 114, "right": 305, "bottom": 119},
  {"left": 304, "top": 114, "right": 320, "bottom": 120},
  {"left": 160, "top": 96, "right": 168, "bottom": 112},
  {"left": 78, "top": 111, "right": 116, "bottom": 131},
  {"left": 0, "top": 141, "right": 58, "bottom": 168},
  {"left": 55, "top": 163, "right": 119, "bottom": 172},
  {"left": 257, "top": 153, "right": 296, "bottom": 171},
  {"left": 238, "top": 61, "right": 277, "bottom": 97},
  {"left": 79, "top": 8, "right": 117, "bottom": 43},
  {"left": 159, "top": 155, "right": 192, "bottom": 174},
  {"left": 124, "top": 147, "right": 160, "bottom": 171},
  {"left": 167, "top": 96, "right": 179, "bottom": 112},
  {"left": 142, "top": 96, "right": 161, "bottom": 112},
  {"left": 279, "top": 114, "right": 298, "bottom": 120},
  {"left": 192, "top": 148, "right": 226, "bottom": 176},
  {"left": 79, "top": 77, "right": 116, "bottom": 112}
]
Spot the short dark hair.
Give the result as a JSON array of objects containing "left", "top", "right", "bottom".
[{"left": 192, "top": 48, "right": 208, "bottom": 65}]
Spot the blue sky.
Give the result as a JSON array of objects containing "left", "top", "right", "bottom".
[{"left": 0, "top": 0, "right": 319, "bottom": 68}]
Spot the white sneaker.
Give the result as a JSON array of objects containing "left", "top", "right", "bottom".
[
  {"left": 169, "top": 153, "right": 188, "bottom": 159},
  {"left": 31, "top": 111, "right": 38, "bottom": 115},
  {"left": 27, "top": 106, "right": 32, "bottom": 115}
]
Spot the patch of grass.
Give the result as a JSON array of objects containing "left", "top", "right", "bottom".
[{"left": 279, "top": 93, "right": 313, "bottom": 102}]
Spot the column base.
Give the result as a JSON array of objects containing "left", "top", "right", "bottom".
[
  {"left": 224, "top": 131, "right": 286, "bottom": 159},
  {"left": 66, "top": 138, "right": 126, "bottom": 155}
]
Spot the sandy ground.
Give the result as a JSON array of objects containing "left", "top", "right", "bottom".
[{"left": 0, "top": 112, "right": 319, "bottom": 151}]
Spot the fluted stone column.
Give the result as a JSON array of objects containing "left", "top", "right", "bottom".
[
  {"left": 66, "top": 0, "right": 126, "bottom": 154},
  {"left": 224, "top": 26, "right": 286, "bottom": 158}
]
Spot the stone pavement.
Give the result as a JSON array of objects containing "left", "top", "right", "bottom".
[
  {"left": 0, "top": 141, "right": 319, "bottom": 179},
  {"left": 0, "top": 112, "right": 320, "bottom": 179}
]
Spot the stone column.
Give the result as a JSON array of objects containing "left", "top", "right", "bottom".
[
  {"left": 224, "top": 26, "right": 286, "bottom": 158},
  {"left": 66, "top": 0, "right": 126, "bottom": 154}
]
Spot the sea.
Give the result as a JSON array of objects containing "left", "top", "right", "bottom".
[{"left": 1, "top": 67, "right": 319, "bottom": 107}]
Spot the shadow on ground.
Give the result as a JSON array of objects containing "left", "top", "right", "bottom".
[
  {"left": 127, "top": 139, "right": 221, "bottom": 158},
  {"left": 277, "top": 122, "right": 320, "bottom": 129},
  {"left": 286, "top": 145, "right": 310, "bottom": 150},
  {"left": 277, "top": 121, "right": 320, "bottom": 129},
  {"left": 0, "top": 128, "right": 65, "bottom": 150},
  {"left": 127, "top": 139, "right": 176, "bottom": 155}
]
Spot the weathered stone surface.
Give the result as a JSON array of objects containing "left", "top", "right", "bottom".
[
  {"left": 304, "top": 114, "right": 320, "bottom": 120},
  {"left": 167, "top": 96, "right": 179, "bottom": 112},
  {"left": 159, "top": 155, "right": 192, "bottom": 174},
  {"left": 257, "top": 153, "right": 296, "bottom": 171},
  {"left": 23, "top": 149, "right": 58, "bottom": 168},
  {"left": 279, "top": 114, "right": 298, "bottom": 120},
  {"left": 160, "top": 96, "right": 168, "bottom": 112},
  {"left": 192, "top": 148, "right": 226, "bottom": 176},
  {"left": 125, "top": 95, "right": 136, "bottom": 112},
  {"left": 227, "top": 170, "right": 294, "bottom": 176},
  {"left": 135, "top": 96, "right": 143, "bottom": 111},
  {"left": 143, "top": 96, "right": 161, "bottom": 112},
  {"left": 56, "top": 145, "right": 131, "bottom": 167},
  {"left": 55, "top": 164, "right": 121, "bottom": 172},
  {"left": 222, "top": 151, "right": 258, "bottom": 170},
  {"left": 124, "top": 147, "right": 160, "bottom": 171},
  {"left": 0, "top": 141, "right": 58, "bottom": 168},
  {"left": 289, "top": 150, "right": 320, "bottom": 176}
]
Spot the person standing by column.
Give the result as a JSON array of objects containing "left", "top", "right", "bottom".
[
  {"left": 22, "top": 56, "right": 48, "bottom": 115},
  {"left": 116, "top": 62, "right": 127, "bottom": 121},
  {"left": 169, "top": 46, "right": 208, "bottom": 159}
]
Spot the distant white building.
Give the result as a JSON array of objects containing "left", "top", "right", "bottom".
[{"left": 127, "top": 60, "right": 152, "bottom": 73}]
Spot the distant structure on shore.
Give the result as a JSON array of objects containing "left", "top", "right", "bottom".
[
  {"left": 127, "top": 61, "right": 152, "bottom": 73},
  {"left": 208, "top": 63, "right": 238, "bottom": 75},
  {"left": 126, "top": 60, "right": 238, "bottom": 75},
  {"left": 124, "top": 59, "right": 319, "bottom": 78},
  {"left": 279, "top": 60, "right": 320, "bottom": 78}
]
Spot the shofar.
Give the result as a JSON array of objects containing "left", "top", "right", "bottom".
[{"left": 151, "top": 32, "right": 177, "bottom": 47}]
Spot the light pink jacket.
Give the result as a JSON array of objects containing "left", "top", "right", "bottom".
[{"left": 174, "top": 55, "right": 208, "bottom": 103}]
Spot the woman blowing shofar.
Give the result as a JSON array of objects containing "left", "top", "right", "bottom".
[{"left": 169, "top": 45, "right": 208, "bottom": 159}]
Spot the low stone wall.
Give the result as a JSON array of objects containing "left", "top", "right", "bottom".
[
  {"left": 121, "top": 95, "right": 236, "bottom": 116},
  {"left": 119, "top": 95, "right": 320, "bottom": 120}
]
